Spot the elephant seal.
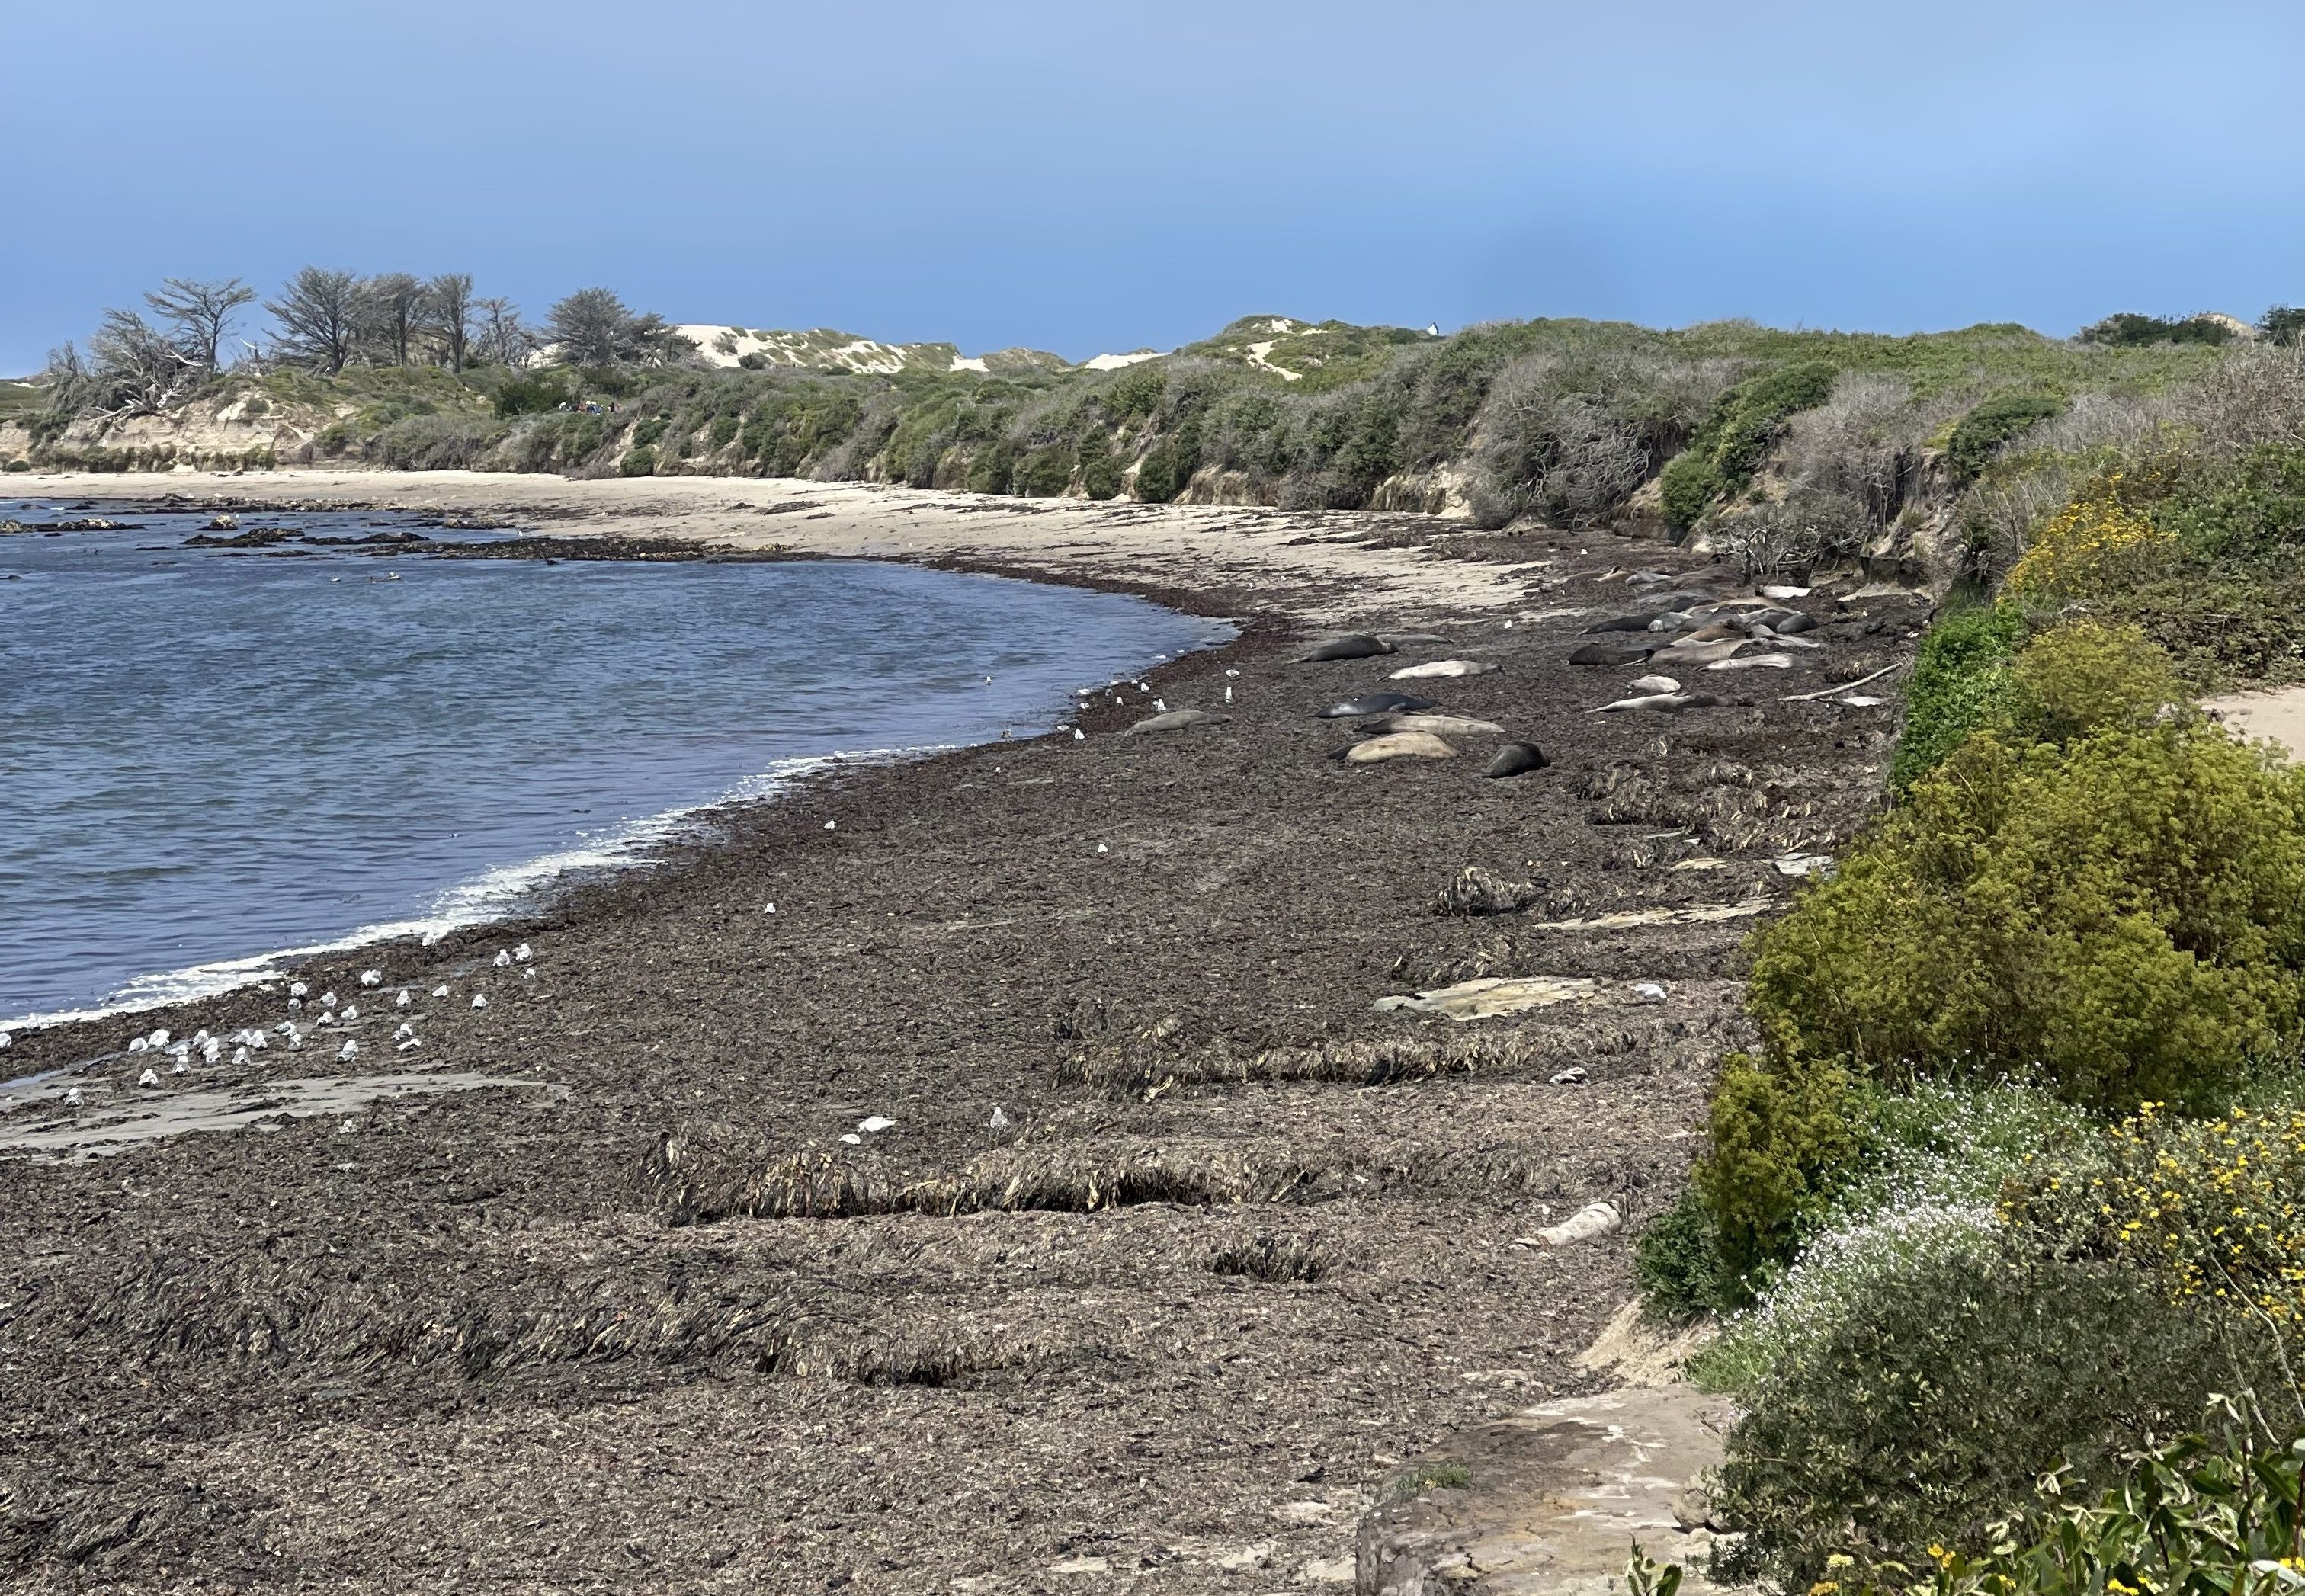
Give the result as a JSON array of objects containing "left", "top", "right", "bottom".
[
  {"left": 1596, "top": 691, "right": 1720, "bottom": 713},
  {"left": 1570, "top": 640, "right": 1656, "bottom": 667},
  {"left": 1316, "top": 691, "right": 1435, "bottom": 719},
  {"left": 1387, "top": 659, "right": 1498, "bottom": 681},
  {"left": 1378, "top": 632, "right": 1454, "bottom": 649},
  {"left": 1648, "top": 637, "right": 1748, "bottom": 668},
  {"left": 1342, "top": 731, "right": 1458, "bottom": 764},
  {"left": 1363, "top": 712, "right": 1507, "bottom": 737},
  {"left": 1585, "top": 612, "right": 1664, "bottom": 634},
  {"left": 1485, "top": 742, "right": 1550, "bottom": 778},
  {"left": 1127, "top": 709, "right": 1230, "bottom": 733},
  {"left": 1704, "top": 652, "right": 1794, "bottom": 671},
  {"left": 1295, "top": 634, "right": 1395, "bottom": 663},
  {"left": 1629, "top": 674, "right": 1681, "bottom": 694}
]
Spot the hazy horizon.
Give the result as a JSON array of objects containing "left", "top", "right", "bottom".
[{"left": 9, "top": 0, "right": 2303, "bottom": 375}]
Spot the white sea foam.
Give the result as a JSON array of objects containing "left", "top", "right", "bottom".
[{"left": 2, "top": 745, "right": 934, "bottom": 1034}]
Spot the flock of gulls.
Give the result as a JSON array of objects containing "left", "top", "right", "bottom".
[{"left": 97, "top": 942, "right": 540, "bottom": 1096}]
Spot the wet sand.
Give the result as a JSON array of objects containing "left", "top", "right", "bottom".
[{"left": 0, "top": 470, "right": 1920, "bottom": 1592}]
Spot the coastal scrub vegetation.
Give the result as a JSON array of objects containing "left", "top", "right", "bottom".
[
  {"left": 11, "top": 272, "right": 2289, "bottom": 546},
  {"left": 1634, "top": 332, "right": 2305, "bottom": 1595}
]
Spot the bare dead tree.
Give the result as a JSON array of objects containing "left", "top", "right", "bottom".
[
  {"left": 85, "top": 308, "right": 203, "bottom": 418},
  {"left": 357, "top": 273, "right": 426, "bottom": 367},
  {"left": 267, "top": 268, "right": 362, "bottom": 373},
  {"left": 143, "top": 277, "right": 257, "bottom": 373},
  {"left": 37, "top": 342, "right": 93, "bottom": 415},
  {"left": 422, "top": 273, "right": 476, "bottom": 372},
  {"left": 472, "top": 296, "right": 540, "bottom": 368}
]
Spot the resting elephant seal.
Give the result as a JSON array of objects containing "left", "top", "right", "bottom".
[
  {"left": 1569, "top": 641, "right": 1656, "bottom": 668},
  {"left": 1648, "top": 637, "right": 1749, "bottom": 668},
  {"left": 1316, "top": 691, "right": 1435, "bottom": 719},
  {"left": 1362, "top": 712, "right": 1508, "bottom": 737},
  {"left": 1585, "top": 612, "right": 1665, "bottom": 634},
  {"left": 1485, "top": 742, "right": 1550, "bottom": 778},
  {"left": 1387, "top": 659, "right": 1498, "bottom": 681},
  {"left": 1127, "top": 709, "right": 1230, "bottom": 733},
  {"left": 1295, "top": 634, "right": 1396, "bottom": 662},
  {"left": 1342, "top": 731, "right": 1458, "bottom": 764},
  {"left": 1596, "top": 691, "right": 1720, "bottom": 713}
]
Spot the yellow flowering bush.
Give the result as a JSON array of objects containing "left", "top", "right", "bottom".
[
  {"left": 2040, "top": 1103, "right": 2305, "bottom": 1324},
  {"left": 2007, "top": 477, "right": 2175, "bottom": 598}
]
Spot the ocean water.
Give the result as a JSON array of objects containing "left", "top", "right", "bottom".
[{"left": 0, "top": 500, "right": 1227, "bottom": 1025}]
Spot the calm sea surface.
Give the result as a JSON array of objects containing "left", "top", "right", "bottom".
[{"left": 0, "top": 500, "right": 1226, "bottom": 1024}]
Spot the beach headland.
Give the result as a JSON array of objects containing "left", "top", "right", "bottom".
[{"left": 0, "top": 470, "right": 1922, "bottom": 1591}]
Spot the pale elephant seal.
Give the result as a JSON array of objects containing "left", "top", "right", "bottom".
[
  {"left": 1387, "top": 659, "right": 1498, "bottom": 681},
  {"left": 1630, "top": 674, "right": 1681, "bottom": 694},
  {"left": 1569, "top": 641, "right": 1655, "bottom": 667},
  {"left": 1378, "top": 632, "right": 1454, "bottom": 649},
  {"left": 1342, "top": 731, "right": 1458, "bottom": 764},
  {"left": 1648, "top": 637, "right": 1748, "bottom": 668},
  {"left": 1485, "top": 742, "right": 1550, "bottom": 778},
  {"left": 1127, "top": 709, "right": 1230, "bottom": 733},
  {"left": 1295, "top": 634, "right": 1395, "bottom": 663},
  {"left": 1363, "top": 712, "right": 1508, "bottom": 737},
  {"left": 1596, "top": 691, "right": 1720, "bottom": 713},
  {"left": 1704, "top": 652, "right": 1794, "bottom": 671},
  {"left": 1316, "top": 691, "right": 1435, "bottom": 719}
]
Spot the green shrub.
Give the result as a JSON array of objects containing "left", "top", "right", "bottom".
[
  {"left": 708, "top": 413, "right": 740, "bottom": 450},
  {"left": 1945, "top": 392, "right": 2064, "bottom": 479},
  {"left": 1751, "top": 634, "right": 2305, "bottom": 1114},
  {"left": 1697, "top": 1210, "right": 2253, "bottom": 1585},
  {"left": 1694, "top": 1053, "right": 1864, "bottom": 1299},
  {"left": 368, "top": 415, "right": 508, "bottom": 470},
  {"left": 2156, "top": 443, "right": 2305, "bottom": 560},
  {"left": 1015, "top": 443, "right": 1073, "bottom": 496},
  {"left": 1133, "top": 430, "right": 1201, "bottom": 502},
  {"left": 1890, "top": 601, "right": 2028, "bottom": 789},
  {"left": 1633, "top": 1187, "right": 1730, "bottom": 1322},
  {"left": 493, "top": 372, "right": 572, "bottom": 418},
  {"left": 620, "top": 444, "right": 657, "bottom": 477},
  {"left": 628, "top": 416, "right": 667, "bottom": 449},
  {"left": 1660, "top": 359, "right": 1839, "bottom": 527},
  {"left": 1079, "top": 434, "right": 1124, "bottom": 500},
  {"left": 1643, "top": 1425, "right": 2305, "bottom": 1596},
  {"left": 563, "top": 412, "right": 606, "bottom": 463},
  {"left": 1658, "top": 450, "right": 1720, "bottom": 530},
  {"left": 2079, "top": 312, "right": 2238, "bottom": 347}
]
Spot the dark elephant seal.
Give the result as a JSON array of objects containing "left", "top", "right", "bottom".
[
  {"left": 1486, "top": 742, "right": 1550, "bottom": 779},
  {"left": 1569, "top": 640, "right": 1655, "bottom": 667},
  {"left": 1584, "top": 612, "right": 1663, "bottom": 634},
  {"left": 1316, "top": 691, "right": 1435, "bottom": 719},
  {"left": 1295, "top": 634, "right": 1396, "bottom": 663},
  {"left": 1127, "top": 709, "right": 1229, "bottom": 734}
]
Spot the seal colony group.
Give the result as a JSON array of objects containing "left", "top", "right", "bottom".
[{"left": 1113, "top": 559, "right": 1863, "bottom": 783}]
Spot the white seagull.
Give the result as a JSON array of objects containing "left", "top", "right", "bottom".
[{"left": 360, "top": 970, "right": 383, "bottom": 988}]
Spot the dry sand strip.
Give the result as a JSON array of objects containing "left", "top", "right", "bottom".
[
  {"left": 13, "top": 467, "right": 1555, "bottom": 625},
  {"left": 0, "top": 473, "right": 1922, "bottom": 1592}
]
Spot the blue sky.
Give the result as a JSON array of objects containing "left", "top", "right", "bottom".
[{"left": 7, "top": 0, "right": 2303, "bottom": 373}]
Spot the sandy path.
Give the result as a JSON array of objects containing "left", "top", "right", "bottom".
[
  {"left": 16, "top": 468, "right": 1556, "bottom": 624},
  {"left": 2204, "top": 686, "right": 2305, "bottom": 758}
]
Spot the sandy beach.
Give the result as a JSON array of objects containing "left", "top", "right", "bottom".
[{"left": 0, "top": 470, "right": 1920, "bottom": 1592}]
